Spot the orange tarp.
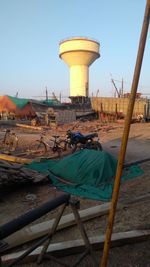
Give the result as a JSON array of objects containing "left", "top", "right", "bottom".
[{"left": 0, "top": 96, "right": 35, "bottom": 116}]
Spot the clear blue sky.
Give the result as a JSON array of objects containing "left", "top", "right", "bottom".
[{"left": 0, "top": 0, "right": 149, "bottom": 100}]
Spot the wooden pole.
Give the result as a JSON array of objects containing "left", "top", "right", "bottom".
[{"left": 100, "top": 1, "right": 150, "bottom": 266}]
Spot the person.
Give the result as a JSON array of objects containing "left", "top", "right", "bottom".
[
  {"left": 35, "top": 115, "right": 41, "bottom": 126},
  {"left": 31, "top": 115, "right": 40, "bottom": 126},
  {"left": 45, "top": 113, "right": 49, "bottom": 126},
  {"left": 3, "top": 112, "right": 8, "bottom": 120}
]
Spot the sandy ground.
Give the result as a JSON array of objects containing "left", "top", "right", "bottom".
[{"left": 0, "top": 120, "right": 150, "bottom": 267}]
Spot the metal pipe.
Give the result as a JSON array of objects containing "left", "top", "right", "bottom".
[
  {"left": 100, "top": 1, "right": 150, "bottom": 266},
  {"left": 0, "top": 194, "right": 70, "bottom": 240}
]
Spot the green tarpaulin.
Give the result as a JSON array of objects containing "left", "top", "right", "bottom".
[
  {"left": 7, "top": 95, "right": 29, "bottom": 109},
  {"left": 27, "top": 150, "right": 144, "bottom": 201},
  {"left": 7, "top": 95, "right": 62, "bottom": 109},
  {"left": 42, "top": 99, "right": 61, "bottom": 106}
]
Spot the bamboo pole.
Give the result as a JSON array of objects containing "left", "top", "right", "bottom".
[{"left": 100, "top": 1, "right": 150, "bottom": 266}]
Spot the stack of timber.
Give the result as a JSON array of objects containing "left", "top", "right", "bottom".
[
  {"left": 2, "top": 203, "right": 114, "bottom": 251},
  {"left": 1, "top": 194, "right": 150, "bottom": 264},
  {"left": 2, "top": 229, "right": 150, "bottom": 264},
  {"left": 2, "top": 193, "right": 150, "bottom": 253},
  {"left": 0, "top": 160, "right": 48, "bottom": 189}
]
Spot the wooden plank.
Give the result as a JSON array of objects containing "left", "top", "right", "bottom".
[
  {"left": 124, "top": 193, "right": 150, "bottom": 205},
  {"left": 124, "top": 157, "right": 150, "bottom": 167},
  {"left": 16, "top": 123, "right": 42, "bottom": 131},
  {"left": 0, "top": 154, "right": 32, "bottom": 164},
  {"left": 4, "top": 203, "right": 117, "bottom": 251},
  {"left": 2, "top": 230, "right": 150, "bottom": 264}
]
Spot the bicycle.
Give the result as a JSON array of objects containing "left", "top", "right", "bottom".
[
  {"left": 0, "top": 129, "right": 18, "bottom": 152},
  {"left": 28, "top": 134, "right": 66, "bottom": 158}
]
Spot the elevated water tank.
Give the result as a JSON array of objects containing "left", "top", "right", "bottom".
[{"left": 59, "top": 37, "right": 100, "bottom": 97}]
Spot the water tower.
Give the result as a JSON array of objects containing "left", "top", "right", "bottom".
[{"left": 59, "top": 37, "right": 100, "bottom": 97}]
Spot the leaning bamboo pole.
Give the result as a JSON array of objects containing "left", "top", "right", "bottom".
[{"left": 100, "top": 1, "right": 150, "bottom": 266}]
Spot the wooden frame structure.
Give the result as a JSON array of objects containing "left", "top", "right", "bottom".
[{"left": 0, "top": 194, "right": 97, "bottom": 267}]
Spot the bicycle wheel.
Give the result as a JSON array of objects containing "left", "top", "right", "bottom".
[
  {"left": 59, "top": 140, "right": 67, "bottom": 151},
  {"left": 14, "top": 142, "right": 30, "bottom": 156},
  {"left": 0, "top": 133, "right": 18, "bottom": 153},
  {"left": 66, "top": 143, "right": 77, "bottom": 153},
  {"left": 86, "top": 141, "right": 103, "bottom": 151},
  {"left": 94, "top": 141, "right": 103, "bottom": 151},
  {"left": 8, "top": 134, "right": 18, "bottom": 152},
  {"left": 0, "top": 140, "right": 7, "bottom": 152},
  {"left": 28, "top": 141, "right": 47, "bottom": 157}
]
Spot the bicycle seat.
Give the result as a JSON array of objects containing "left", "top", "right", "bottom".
[{"left": 52, "top": 135, "right": 60, "bottom": 139}]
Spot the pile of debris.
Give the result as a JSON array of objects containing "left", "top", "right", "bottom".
[{"left": 0, "top": 160, "right": 48, "bottom": 190}]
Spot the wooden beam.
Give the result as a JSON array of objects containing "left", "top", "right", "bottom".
[
  {"left": 124, "top": 157, "right": 150, "bottom": 168},
  {"left": 2, "top": 230, "right": 150, "bottom": 264},
  {"left": 16, "top": 123, "right": 42, "bottom": 131},
  {"left": 4, "top": 203, "right": 118, "bottom": 251},
  {"left": 0, "top": 154, "right": 32, "bottom": 164}
]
